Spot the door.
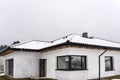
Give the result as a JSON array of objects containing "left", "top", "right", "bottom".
[
  {"left": 39, "top": 59, "right": 47, "bottom": 77},
  {"left": 5, "top": 59, "right": 14, "bottom": 76}
]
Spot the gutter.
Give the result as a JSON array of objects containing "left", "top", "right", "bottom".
[{"left": 98, "top": 49, "right": 108, "bottom": 80}]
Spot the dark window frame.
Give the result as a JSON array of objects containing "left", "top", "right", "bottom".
[
  {"left": 57, "top": 56, "right": 70, "bottom": 70},
  {"left": 105, "top": 56, "right": 114, "bottom": 71},
  {"left": 57, "top": 55, "right": 87, "bottom": 71}
]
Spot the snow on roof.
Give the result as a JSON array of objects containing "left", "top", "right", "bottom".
[
  {"left": 11, "top": 34, "right": 120, "bottom": 50},
  {"left": 70, "top": 35, "right": 120, "bottom": 48},
  {"left": 11, "top": 40, "right": 51, "bottom": 50}
]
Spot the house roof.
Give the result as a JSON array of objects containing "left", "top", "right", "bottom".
[
  {"left": 10, "top": 33, "right": 120, "bottom": 51},
  {"left": 11, "top": 40, "right": 51, "bottom": 50}
]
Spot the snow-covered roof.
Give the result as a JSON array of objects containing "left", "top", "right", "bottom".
[
  {"left": 11, "top": 34, "right": 120, "bottom": 50},
  {"left": 11, "top": 40, "right": 51, "bottom": 50}
]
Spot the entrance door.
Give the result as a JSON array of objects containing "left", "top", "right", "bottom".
[
  {"left": 5, "top": 59, "right": 14, "bottom": 76},
  {"left": 39, "top": 59, "right": 47, "bottom": 77}
]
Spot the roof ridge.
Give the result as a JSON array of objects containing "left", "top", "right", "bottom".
[
  {"left": 32, "top": 40, "right": 51, "bottom": 43},
  {"left": 93, "top": 37, "right": 120, "bottom": 44},
  {"left": 69, "top": 34, "right": 75, "bottom": 42},
  {"left": 51, "top": 33, "right": 81, "bottom": 42}
]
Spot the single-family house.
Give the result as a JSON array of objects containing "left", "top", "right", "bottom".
[{"left": 1, "top": 32, "right": 120, "bottom": 80}]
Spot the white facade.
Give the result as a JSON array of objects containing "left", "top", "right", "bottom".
[
  {"left": 41, "top": 47, "right": 120, "bottom": 80},
  {"left": 3, "top": 47, "right": 120, "bottom": 80},
  {"left": 4, "top": 51, "right": 41, "bottom": 78}
]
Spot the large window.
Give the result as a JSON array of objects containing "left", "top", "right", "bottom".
[
  {"left": 105, "top": 56, "right": 114, "bottom": 71},
  {"left": 57, "top": 55, "right": 87, "bottom": 70}
]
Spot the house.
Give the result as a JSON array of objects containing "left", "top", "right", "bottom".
[{"left": 0, "top": 32, "right": 120, "bottom": 80}]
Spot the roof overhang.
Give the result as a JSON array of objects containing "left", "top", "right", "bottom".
[{"left": 10, "top": 41, "right": 120, "bottom": 52}]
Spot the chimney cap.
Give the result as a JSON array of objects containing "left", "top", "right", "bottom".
[{"left": 82, "top": 32, "right": 88, "bottom": 38}]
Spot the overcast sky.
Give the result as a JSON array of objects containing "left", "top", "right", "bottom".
[{"left": 0, "top": 0, "right": 120, "bottom": 45}]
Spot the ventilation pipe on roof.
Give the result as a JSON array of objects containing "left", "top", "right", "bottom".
[{"left": 82, "top": 32, "right": 88, "bottom": 38}]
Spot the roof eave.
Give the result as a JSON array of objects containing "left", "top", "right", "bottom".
[{"left": 9, "top": 41, "right": 120, "bottom": 52}]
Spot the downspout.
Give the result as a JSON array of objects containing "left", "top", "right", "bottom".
[{"left": 98, "top": 49, "right": 108, "bottom": 80}]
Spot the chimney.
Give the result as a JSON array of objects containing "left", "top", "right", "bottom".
[{"left": 82, "top": 32, "right": 88, "bottom": 38}]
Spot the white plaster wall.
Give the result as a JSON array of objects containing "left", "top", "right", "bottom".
[
  {"left": 42, "top": 47, "right": 120, "bottom": 80},
  {"left": 68, "top": 48, "right": 103, "bottom": 79},
  {"left": 56, "top": 70, "right": 88, "bottom": 80},
  {"left": 42, "top": 48, "right": 89, "bottom": 80},
  {"left": 41, "top": 48, "right": 71, "bottom": 79},
  {"left": 3, "top": 47, "right": 120, "bottom": 80},
  {"left": 100, "top": 51, "right": 120, "bottom": 78},
  {"left": 4, "top": 51, "right": 41, "bottom": 78},
  {"left": 68, "top": 48, "right": 120, "bottom": 79}
]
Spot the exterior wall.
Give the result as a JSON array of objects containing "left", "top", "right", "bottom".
[
  {"left": 3, "top": 47, "right": 120, "bottom": 80},
  {"left": 42, "top": 47, "right": 120, "bottom": 80},
  {"left": 69, "top": 48, "right": 120, "bottom": 79},
  {"left": 42, "top": 48, "right": 90, "bottom": 80},
  {"left": 42, "top": 48, "right": 72, "bottom": 79},
  {"left": 100, "top": 50, "right": 120, "bottom": 78},
  {"left": 68, "top": 48, "right": 103, "bottom": 79},
  {"left": 55, "top": 70, "right": 88, "bottom": 80},
  {"left": 4, "top": 51, "right": 41, "bottom": 78}
]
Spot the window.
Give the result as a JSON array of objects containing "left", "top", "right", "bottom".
[
  {"left": 105, "top": 56, "right": 113, "bottom": 71},
  {"left": 71, "top": 56, "right": 86, "bottom": 70},
  {"left": 57, "top": 56, "right": 69, "bottom": 69},
  {"left": 57, "top": 55, "right": 87, "bottom": 70}
]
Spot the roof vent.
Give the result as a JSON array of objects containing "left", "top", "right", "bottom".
[
  {"left": 12, "top": 41, "right": 20, "bottom": 45},
  {"left": 82, "top": 32, "right": 88, "bottom": 38}
]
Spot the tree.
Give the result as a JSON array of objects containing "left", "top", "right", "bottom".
[{"left": 0, "top": 45, "right": 8, "bottom": 51}]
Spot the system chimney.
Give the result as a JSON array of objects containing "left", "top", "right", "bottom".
[{"left": 82, "top": 32, "right": 88, "bottom": 38}]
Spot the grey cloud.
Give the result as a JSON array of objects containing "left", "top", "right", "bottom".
[{"left": 0, "top": 0, "right": 120, "bottom": 45}]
